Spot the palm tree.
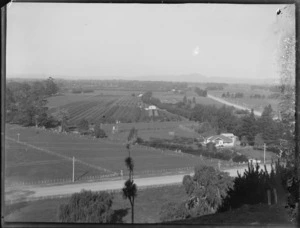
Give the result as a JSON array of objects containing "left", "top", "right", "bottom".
[
  {"left": 122, "top": 128, "right": 138, "bottom": 223},
  {"left": 122, "top": 156, "right": 137, "bottom": 223}
]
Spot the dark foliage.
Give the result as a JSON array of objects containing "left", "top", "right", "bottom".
[
  {"left": 218, "top": 161, "right": 293, "bottom": 212},
  {"left": 194, "top": 87, "right": 207, "bottom": 97},
  {"left": 94, "top": 124, "right": 107, "bottom": 138},
  {"left": 6, "top": 79, "right": 60, "bottom": 128},
  {"left": 160, "top": 165, "right": 233, "bottom": 222},
  {"left": 58, "top": 190, "right": 114, "bottom": 223},
  {"left": 77, "top": 118, "right": 89, "bottom": 133}
]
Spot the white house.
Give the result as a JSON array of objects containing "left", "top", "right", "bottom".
[
  {"left": 205, "top": 134, "right": 236, "bottom": 147},
  {"left": 145, "top": 105, "right": 157, "bottom": 110},
  {"left": 220, "top": 133, "right": 237, "bottom": 145}
]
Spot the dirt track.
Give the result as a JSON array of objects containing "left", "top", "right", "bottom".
[{"left": 5, "top": 164, "right": 271, "bottom": 202}]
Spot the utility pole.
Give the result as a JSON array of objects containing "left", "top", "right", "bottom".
[
  {"left": 72, "top": 156, "right": 75, "bottom": 183},
  {"left": 17, "top": 133, "right": 20, "bottom": 142},
  {"left": 264, "top": 143, "right": 266, "bottom": 164}
]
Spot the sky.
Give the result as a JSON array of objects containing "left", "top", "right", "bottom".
[{"left": 7, "top": 3, "right": 291, "bottom": 82}]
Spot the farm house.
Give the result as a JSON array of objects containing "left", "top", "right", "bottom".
[{"left": 204, "top": 134, "right": 236, "bottom": 147}]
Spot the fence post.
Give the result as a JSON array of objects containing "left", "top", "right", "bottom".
[
  {"left": 273, "top": 188, "right": 278, "bottom": 204},
  {"left": 267, "top": 190, "right": 271, "bottom": 205}
]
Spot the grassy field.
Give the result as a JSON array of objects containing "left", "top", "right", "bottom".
[
  {"left": 102, "top": 120, "right": 201, "bottom": 141},
  {"left": 5, "top": 124, "right": 212, "bottom": 185},
  {"left": 4, "top": 185, "right": 187, "bottom": 223}
]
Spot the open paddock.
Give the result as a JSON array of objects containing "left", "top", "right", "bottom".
[{"left": 5, "top": 124, "right": 209, "bottom": 185}]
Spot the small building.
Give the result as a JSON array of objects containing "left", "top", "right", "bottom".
[
  {"left": 205, "top": 134, "right": 235, "bottom": 147},
  {"left": 220, "top": 133, "right": 237, "bottom": 145},
  {"left": 145, "top": 105, "right": 157, "bottom": 110}
]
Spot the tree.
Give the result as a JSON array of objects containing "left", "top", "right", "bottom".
[
  {"left": 58, "top": 190, "right": 114, "bottom": 223},
  {"left": 192, "top": 97, "right": 196, "bottom": 104},
  {"left": 182, "top": 165, "right": 233, "bottom": 215},
  {"left": 254, "top": 133, "right": 264, "bottom": 150},
  {"left": 52, "top": 108, "right": 70, "bottom": 132},
  {"left": 206, "top": 142, "right": 216, "bottom": 153},
  {"left": 183, "top": 95, "right": 187, "bottom": 104},
  {"left": 122, "top": 129, "right": 138, "bottom": 223},
  {"left": 122, "top": 155, "right": 137, "bottom": 223},
  {"left": 240, "top": 135, "right": 248, "bottom": 147},
  {"left": 45, "top": 77, "right": 59, "bottom": 96},
  {"left": 77, "top": 118, "right": 89, "bottom": 133},
  {"left": 237, "top": 109, "right": 257, "bottom": 146},
  {"left": 6, "top": 81, "right": 49, "bottom": 126},
  {"left": 94, "top": 123, "right": 107, "bottom": 138},
  {"left": 257, "top": 105, "right": 279, "bottom": 145}
]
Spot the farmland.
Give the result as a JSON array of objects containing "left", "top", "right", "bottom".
[
  {"left": 102, "top": 120, "right": 201, "bottom": 141},
  {"left": 5, "top": 124, "right": 214, "bottom": 185},
  {"left": 153, "top": 90, "right": 225, "bottom": 108},
  {"left": 47, "top": 91, "right": 182, "bottom": 124}
]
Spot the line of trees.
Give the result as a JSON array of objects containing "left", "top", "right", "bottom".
[
  {"left": 250, "top": 94, "right": 266, "bottom": 99},
  {"left": 6, "top": 77, "right": 59, "bottom": 127},
  {"left": 222, "top": 92, "right": 244, "bottom": 98},
  {"left": 194, "top": 87, "right": 207, "bottom": 97}
]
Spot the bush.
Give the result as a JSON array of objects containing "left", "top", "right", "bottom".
[
  {"left": 160, "top": 202, "right": 190, "bottom": 222},
  {"left": 77, "top": 118, "right": 89, "bottom": 133},
  {"left": 58, "top": 190, "right": 114, "bottom": 223},
  {"left": 71, "top": 88, "right": 82, "bottom": 94},
  {"left": 218, "top": 161, "right": 289, "bottom": 212},
  {"left": 232, "top": 154, "right": 248, "bottom": 163},
  {"left": 160, "top": 165, "right": 234, "bottom": 222},
  {"left": 214, "top": 149, "right": 233, "bottom": 161},
  {"left": 94, "top": 124, "right": 107, "bottom": 138}
]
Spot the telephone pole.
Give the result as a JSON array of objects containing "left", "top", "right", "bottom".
[
  {"left": 264, "top": 143, "right": 266, "bottom": 164},
  {"left": 72, "top": 156, "right": 75, "bottom": 183},
  {"left": 17, "top": 133, "right": 20, "bottom": 142}
]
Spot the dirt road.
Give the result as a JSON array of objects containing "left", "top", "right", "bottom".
[
  {"left": 207, "top": 94, "right": 262, "bottom": 116},
  {"left": 5, "top": 164, "right": 272, "bottom": 202}
]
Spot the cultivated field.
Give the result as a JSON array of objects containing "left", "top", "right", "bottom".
[
  {"left": 5, "top": 124, "right": 211, "bottom": 185},
  {"left": 47, "top": 91, "right": 182, "bottom": 124}
]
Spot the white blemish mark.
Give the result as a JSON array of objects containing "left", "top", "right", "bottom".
[{"left": 193, "top": 46, "right": 199, "bottom": 56}]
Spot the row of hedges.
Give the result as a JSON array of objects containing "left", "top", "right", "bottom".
[{"left": 137, "top": 138, "right": 248, "bottom": 163}]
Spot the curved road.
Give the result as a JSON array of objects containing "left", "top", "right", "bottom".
[
  {"left": 207, "top": 94, "right": 262, "bottom": 116},
  {"left": 5, "top": 164, "right": 272, "bottom": 202}
]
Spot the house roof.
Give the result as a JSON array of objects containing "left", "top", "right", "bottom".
[
  {"left": 221, "top": 133, "right": 235, "bottom": 137},
  {"left": 207, "top": 135, "right": 233, "bottom": 143}
]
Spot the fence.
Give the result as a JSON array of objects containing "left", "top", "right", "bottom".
[{"left": 6, "top": 173, "right": 119, "bottom": 187}]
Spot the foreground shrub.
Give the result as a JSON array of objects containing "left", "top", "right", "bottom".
[
  {"left": 160, "top": 202, "right": 190, "bottom": 222},
  {"left": 232, "top": 154, "right": 248, "bottom": 163},
  {"left": 58, "top": 190, "right": 114, "bottom": 223},
  {"left": 160, "top": 165, "right": 233, "bottom": 222},
  {"left": 218, "top": 161, "right": 289, "bottom": 212}
]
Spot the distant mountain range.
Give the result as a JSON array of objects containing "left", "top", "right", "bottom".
[{"left": 129, "top": 73, "right": 279, "bottom": 85}]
